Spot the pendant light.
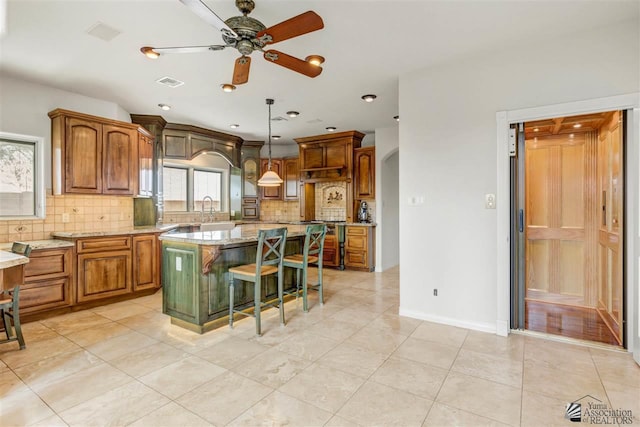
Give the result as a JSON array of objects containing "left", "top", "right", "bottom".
[{"left": 257, "top": 98, "right": 283, "bottom": 187}]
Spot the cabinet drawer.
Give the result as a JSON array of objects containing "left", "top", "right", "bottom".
[
  {"left": 345, "top": 250, "right": 367, "bottom": 268},
  {"left": 77, "top": 236, "right": 131, "bottom": 253},
  {"left": 346, "top": 227, "right": 366, "bottom": 236},
  {"left": 346, "top": 235, "right": 366, "bottom": 250},
  {"left": 24, "top": 248, "right": 72, "bottom": 281},
  {"left": 20, "top": 277, "right": 72, "bottom": 313},
  {"left": 324, "top": 235, "right": 337, "bottom": 249}
]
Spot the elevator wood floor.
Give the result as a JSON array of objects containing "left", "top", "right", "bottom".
[{"left": 525, "top": 300, "right": 620, "bottom": 346}]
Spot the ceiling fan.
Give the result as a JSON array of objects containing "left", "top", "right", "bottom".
[{"left": 140, "top": 0, "right": 325, "bottom": 86}]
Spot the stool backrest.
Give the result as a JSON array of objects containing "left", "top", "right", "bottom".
[
  {"left": 256, "top": 227, "right": 288, "bottom": 270},
  {"left": 11, "top": 242, "right": 31, "bottom": 257},
  {"left": 304, "top": 224, "right": 326, "bottom": 264}
]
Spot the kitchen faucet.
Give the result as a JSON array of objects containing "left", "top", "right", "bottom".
[{"left": 201, "top": 195, "right": 214, "bottom": 222}]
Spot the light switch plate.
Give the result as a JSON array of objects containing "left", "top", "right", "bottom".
[{"left": 485, "top": 193, "right": 496, "bottom": 209}]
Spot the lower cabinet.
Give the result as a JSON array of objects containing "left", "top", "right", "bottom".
[
  {"left": 133, "top": 234, "right": 158, "bottom": 291},
  {"left": 323, "top": 235, "right": 338, "bottom": 267},
  {"left": 21, "top": 247, "right": 73, "bottom": 313},
  {"left": 77, "top": 247, "right": 132, "bottom": 303},
  {"left": 344, "top": 226, "right": 375, "bottom": 271}
]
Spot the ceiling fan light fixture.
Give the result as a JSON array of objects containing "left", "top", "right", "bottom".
[
  {"left": 326, "top": 126, "right": 337, "bottom": 132},
  {"left": 158, "top": 103, "right": 171, "bottom": 111},
  {"left": 361, "top": 94, "right": 377, "bottom": 103},
  {"left": 286, "top": 111, "right": 300, "bottom": 118},
  {"left": 305, "top": 55, "right": 325, "bottom": 66},
  {"left": 221, "top": 83, "right": 237, "bottom": 92},
  {"left": 140, "top": 46, "right": 160, "bottom": 59},
  {"left": 258, "top": 98, "right": 283, "bottom": 187}
]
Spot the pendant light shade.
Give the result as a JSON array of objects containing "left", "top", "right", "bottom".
[{"left": 258, "top": 98, "right": 283, "bottom": 187}]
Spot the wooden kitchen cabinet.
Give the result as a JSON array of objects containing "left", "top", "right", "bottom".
[
  {"left": 344, "top": 226, "right": 375, "bottom": 271},
  {"left": 322, "top": 234, "right": 339, "bottom": 267},
  {"left": 260, "top": 158, "right": 283, "bottom": 200},
  {"left": 76, "top": 236, "right": 132, "bottom": 303},
  {"left": 137, "top": 127, "right": 154, "bottom": 197},
  {"left": 283, "top": 158, "right": 299, "bottom": 200},
  {"left": 354, "top": 147, "right": 375, "bottom": 200},
  {"left": 241, "top": 142, "right": 263, "bottom": 219},
  {"left": 133, "top": 234, "right": 158, "bottom": 291},
  {"left": 21, "top": 247, "right": 73, "bottom": 314},
  {"left": 49, "top": 109, "right": 139, "bottom": 196}
]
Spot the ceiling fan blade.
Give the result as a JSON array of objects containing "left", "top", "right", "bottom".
[
  {"left": 263, "top": 50, "right": 322, "bottom": 78},
  {"left": 179, "top": 0, "right": 238, "bottom": 39},
  {"left": 232, "top": 56, "right": 251, "bottom": 85},
  {"left": 141, "top": 45, "right": 226, "bottom": 56},
  {"left": 257, "top": 11, "right": 324, "bottom": 45}
]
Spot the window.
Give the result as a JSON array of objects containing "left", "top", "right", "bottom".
[
  {"left": 194, "top": 170, "right": 221, "bottom": 213},
  {"left": 0, "top": 132, "right": 45, "bottom": 219},
  {"left": 162, "top": 166, "right": 225, "bottom": 213},
  {"left": 163, "top": 167, "right": 187, "bottom": 211}
]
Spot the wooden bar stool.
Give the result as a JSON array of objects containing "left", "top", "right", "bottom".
[
  {"left": 229, "top": 227, "right": 288, "bottom": 336},
  {"left": 1, "top": 242, "right": 31, "bottom": 350},
  {"left": 283, "top": 224, "right": 326, "bottom": 312}
]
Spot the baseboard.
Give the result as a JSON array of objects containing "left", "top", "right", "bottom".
[{"left": 398, "top": 307, "right": 496, "bottom": 334}]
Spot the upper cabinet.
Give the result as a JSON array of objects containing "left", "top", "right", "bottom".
[
  {"left": 162, "top": 124, "right": 242, "bottom": 167},
  {"left": 137, "top": 127, "right": 154, "bottom": 197},
  {"left": 283, "top": 158, "right": 299, "bottom": 200},
  {"left": 49, "top": 109, "right": 138, "bottom": 195},
  {"left": 295, "top": 131, "right": 364, "bottom": 182},
  {"left": 354, "top": 147, "right": 375, "bottom": 200},
  {"left": 241, "top": 141, "right": 263, "bottom": 219}
]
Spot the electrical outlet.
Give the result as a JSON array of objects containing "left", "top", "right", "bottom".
[
  {"left": 485, "top": 193, "right": 496, "bottom": 209},
  {"left": 433, "top": 289, "right": 438, "bottom": 296},
  {"left": 62, "top": 212, "right": 70, "bottom": 223}
]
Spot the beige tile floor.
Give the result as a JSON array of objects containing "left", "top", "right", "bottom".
[{"left": 1, "top": 266, "right": 639, "bottom": 426}]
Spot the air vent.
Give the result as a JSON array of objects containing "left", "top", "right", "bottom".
[
  {"left": 156, "top": 76, "right": 185, "bottom": 88},
  {"left": 86, "top": 22, "right": 121, "bottom": 42},
  {"left": 271, "top": 116, "right": 288, "bottom": 122}
]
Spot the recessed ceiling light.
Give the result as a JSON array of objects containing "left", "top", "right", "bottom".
[
  {"left": 220, "top": 83, "right": 236, "bottom": 92},
  {"left": 158, "top": 103, "right": 171, "bottom": 111},
  {"left": 140, "top": 46, "right": 159, "bottom": 59},
  {"left": 573, "top": 123, "right": 582, "bottom": 128},
  {"left": 393, "top": 115, "right": 399, "bottom": 122},
  {"left": 361, "top": 94, "right": 377, "bottom": 102},
  {"left": 533, "top": 128, "right": 539, "bottom": 132},
  {"left": 326, "top": 127, "right": 337, "bottom": 132},
  {"left": 272, "top": 135, "right": 281, "bottom": 140},
  {"left": 286, "top": 111, "right": 300, "bottom": 118},
  {"left": 305, "top": 55, "right": 325, "bottom": 66},
  {"left": 230, "top": 124, "right": 239, "bottom": 129}
]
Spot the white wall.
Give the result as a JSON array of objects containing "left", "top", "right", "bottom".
[
  {"left": 398, "top": 19, "right": 640, "bottom": 332},
  {"left": 374, "top": 126, "right": 399, "bottom": 272},
  {"left": 0, "top": 74, "right": 131, "bottom": 189}
]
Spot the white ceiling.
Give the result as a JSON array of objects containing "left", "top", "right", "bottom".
[{"left": 1, "top": 0, "right": 637, "bottom": 145}]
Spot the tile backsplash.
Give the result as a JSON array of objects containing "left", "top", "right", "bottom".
[
  {"left": 315, "top": 182, "right": 346, "bottom": 221},
  {"left": 0, "top": 194, "right": 133, "bottom": 243},
  {"left": 260, "top": 200, "right": 299, "bottom": 222}
]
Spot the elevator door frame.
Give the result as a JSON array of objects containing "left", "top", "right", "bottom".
[{"left": 495, "top": 93, "right": 640, "bottom": 364}]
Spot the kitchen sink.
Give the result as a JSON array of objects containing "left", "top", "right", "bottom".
[{"left": 199, "top": 221, "right": 236, "bottom": 231}]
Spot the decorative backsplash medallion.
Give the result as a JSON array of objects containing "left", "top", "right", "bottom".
[{"left": 315, "top": 182, "right": 346, "bottom": 221}]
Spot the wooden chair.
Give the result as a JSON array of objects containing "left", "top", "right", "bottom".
[
  {"left": 283, "top": 224, "right": 326, "bottom": 312},
  {"left": 0, "top": 242, "right": 31, "bottom": 350},
  {"left": 228, "top": 227, "right": 288, "bottom": 336}
]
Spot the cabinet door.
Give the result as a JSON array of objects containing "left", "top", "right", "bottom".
[
  {"left": 354, "top": 147, "right": 375, "bottom": 200},
  {"left": 164, "top": 130, "right": 189, "bottom": 159},
  {"left": 133, "top": 234, "right": 157, "bottom": 291},
  {"left": 243, "top": 158, "right": 259, "bottom": 197},
  {"left": 325, "top": 143, "right": 348, "bottom": 168},
  {"left": 345, "top": 227, "right": 371, "bottom": 270},
  {"left": 103, "top": 124, "right": 137, "bottom": 195},
  {"left": 283, "top": 158, "right": 299, "bottom": 200},
  {"left": 65, "top": 117, "right": 102, "bottom": 194},
  {"left": 138, "top": 131, "right": 153, "bottom": 197},
  {"left": 323, "top": 235, "right": 338, "bottom": 267},
  {"left": 302, "top": 145, "right": 323, "bottom": 169},
  {"left": 77, "top": 250, "right": 132, "bottom": 302},
  {"left": 260, "top": 158, "right": 283, "bottom": 200}
]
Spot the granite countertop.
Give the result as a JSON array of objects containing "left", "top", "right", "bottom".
[
  {"left": 0, "top": 251, "right": 29, "bottom": 269},
  {"left": 159, "top": 223, "right": 307, "bottom": 245},
  {"left": 0, "top": 240, "right": 75, "bottom": 251},
  {"left": 51, "top": 224, "right": 177, "bottom": 239}
]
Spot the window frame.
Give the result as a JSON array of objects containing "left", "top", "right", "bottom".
[
  {"left": 0, "top": 131, "right": 45, "bottom": 220},
  {"left": 162, "top": 164, "right": 227, "bottom": 213}
]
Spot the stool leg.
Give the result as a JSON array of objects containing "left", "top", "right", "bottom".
[
  {"left": 254, "top": 278, "right": 261, "bottom": 336},
  {"left": 278, "top": 266, "right": 285, "bottom": 326},
  {"left": 318, "top": 264, "right": 324, "bottom": 306},
  {"left": 13, "top": 311, "right": 25, "bottom": 350},
  {"left": 296, "top": 268, "right": 301, "bottom": 299},
  {"left": 302, "top": 264, "right": 309, "bottom": 312},
  {"left": 2, "top": 310, "right": 13, "bottom": 339},
  {"left": 229, "top": 273, "right": 235, "bottom": 329}
]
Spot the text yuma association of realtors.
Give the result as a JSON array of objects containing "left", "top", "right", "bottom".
[{"left": 583, "top": 402, "right": 633, "bottom": 424}]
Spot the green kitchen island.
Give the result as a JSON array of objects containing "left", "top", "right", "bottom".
[{"left": 159, "top": 223, "right": 306, "bottom": 333}]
